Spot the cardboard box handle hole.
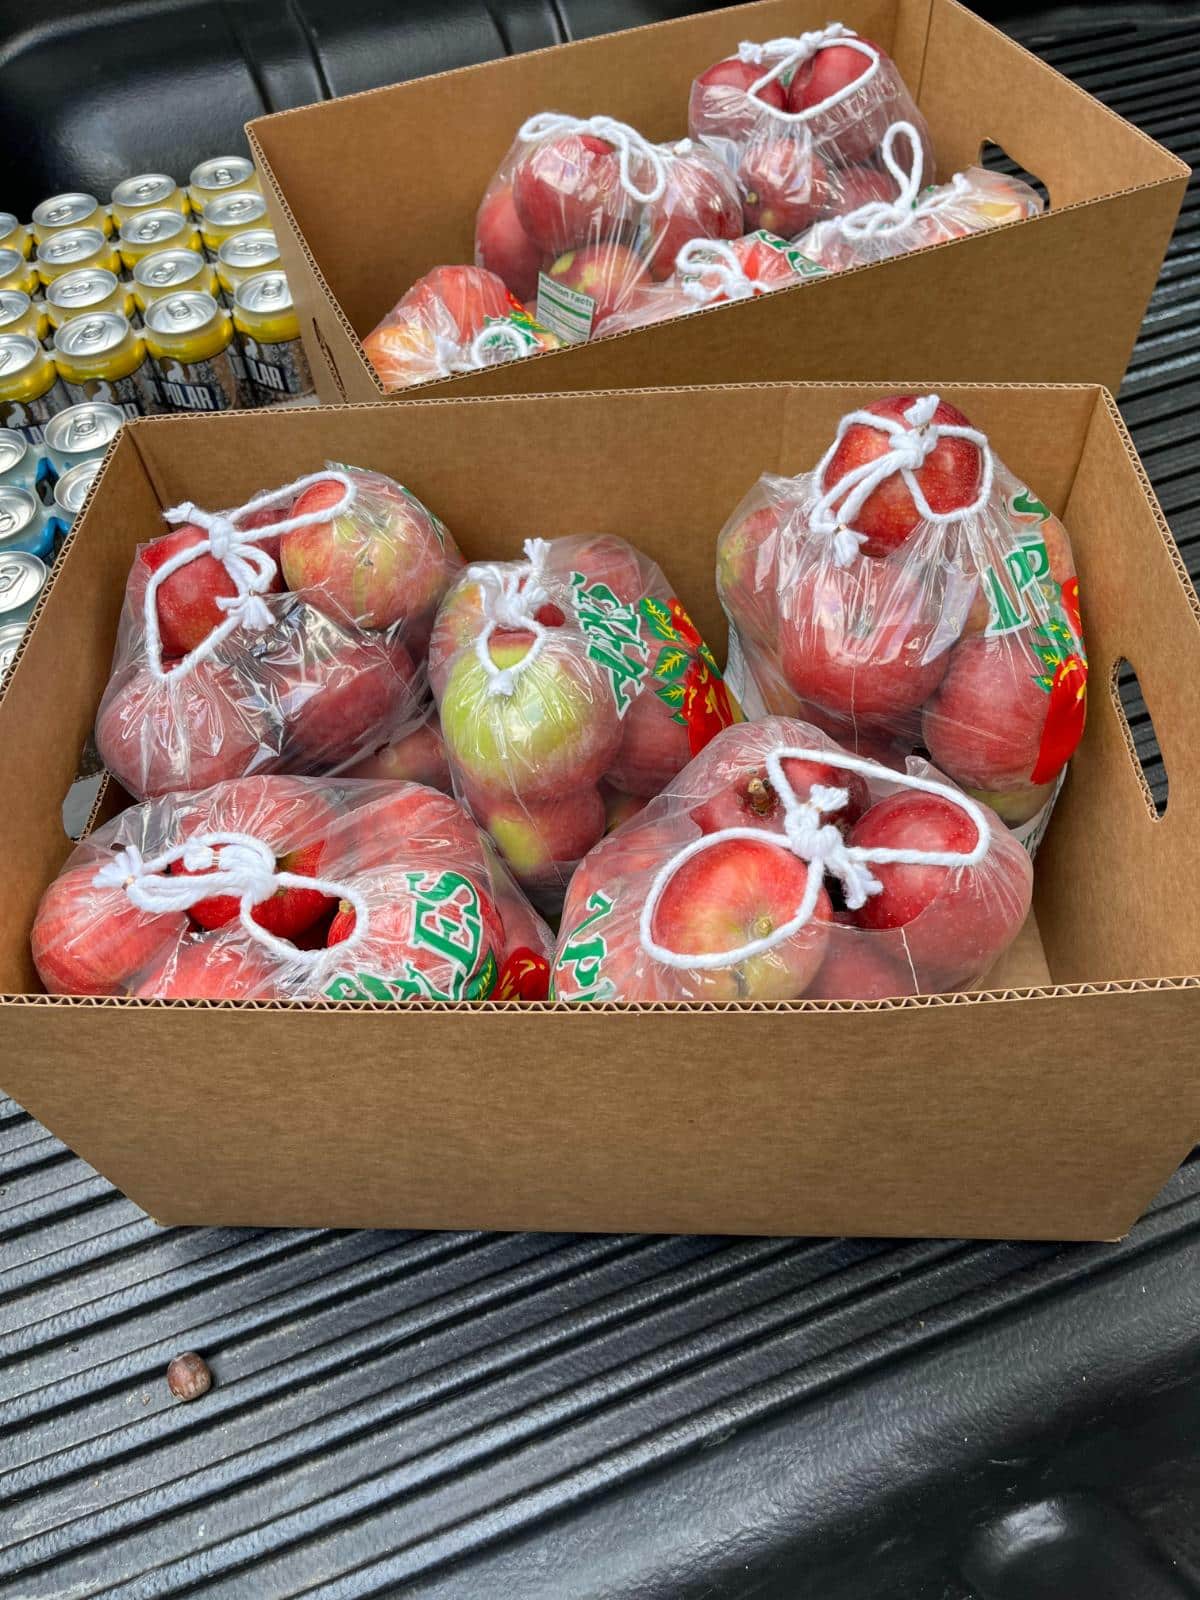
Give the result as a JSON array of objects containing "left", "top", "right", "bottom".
[
  {"left": 978, "top": 140, "right": 1051, "bottom": 212},
  {"left": 1111, "top": 656, "right": 1168, "bottom": 819}
]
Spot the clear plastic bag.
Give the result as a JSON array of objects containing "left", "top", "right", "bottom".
[
  {"left": 31, "top": 774, "right": 553, "bottom": 1001},
  {"left": 795, "top": 123, "right": 1043, "bottom": 271},
  {"left": 429, "top": 534, "right": 740, "bottom": 911},
  {"left": 716, "top": 394, "right": 1087, "bottom": 844},
  {"left": 551, "top": 715, "right": 1033, "bottom": 1003},
  {"left": 95, "top": 466, "right": 463, "bottom": 799},
  {"left": 361, "top": 264, "right": 562, "bottom": 391},
  {"left": 595, "top": 229, "right": 826, "bottom": 336},
  {"left": 345, "top": 700, "right": 452, "bottom": 792},
  {"left": 689, "top": 25, "right": 935, "bottom": 237},
  {"left": 476, "top": 114, "right": 744, "bottom": 342}
]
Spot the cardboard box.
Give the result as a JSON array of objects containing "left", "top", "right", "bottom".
[
  {"left": 247, "top": 0, "right": 1187, "bottom": 405},
  {"left": 1, "top": 382, "right": 1198, "bottom": 1241}
]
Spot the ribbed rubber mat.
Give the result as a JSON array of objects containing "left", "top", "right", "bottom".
[{"left": 2, "top": 13, "right": 1198, "bottom": 1598}]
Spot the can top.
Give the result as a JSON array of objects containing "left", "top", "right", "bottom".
[
  {"left": 43, "top": 400, "right": 124, "bottom": 457},
  {"left": 0, "top": 550, "right": 48, "bottom": 614},
  {"left": 234, "top": 271, "right": 294, "bottom": 317},
  {"left": 0, "top": 247, "right": 27, "bottom": 279},
  {"left": 133, "top": 249, "right": 207, "bottom": 291},
  {"left": 204, "top": 192, "right": 267, "bottom": 231},
  {"left": 54, "top": 312, "right": 134, "bottom": 361},
  {"left": 111, "top": 174, "right": 178, "bottom": 211},
  {"left": 0, "top": 290, "right": 32, "bottom": 326},
  {"left": 189, "top": 156, "right": 255, "bottom": 193},
  {"left": 120, "top": 209, "right": 188, "bottom": 248},
  {"left": 0, "top": 213, "right": 19, "bottom": 237},
  {"left": 31, "top": 193, "right": 101, "bottom": 231},
  {"left": 0, "top": 485, "right": 38, "bottom": 537},
  {"left": 0, "top": 429, "right": 28, "bottom": 471},
  {"left": 54, "top": 456, "right": 103, "bottom": 515},
  {"left": 0, "top": 619, "right": 26, "bottom": 673},
  {"left": 217, "top": 228, "right": 279, "bottom": 271},
  {"left": 0, "top": 334, "right": 42, "bottom": 378},
  {"left": 46, "top": 267, "right": 120, "bottom": 310},
  {"left": 144, "top": 291, "right": 220, "bottom": 337},
  {"left": 37, "top": 227, "right": 106, "bottom": 268}
]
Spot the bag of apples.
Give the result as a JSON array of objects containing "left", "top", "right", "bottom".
[
  {"left": 552, "top": 715, "right": 1033, "bottom": 1003},
  {"left": 96, "top": 467, "right": 463, "bottom": 800},
  {"left": 689, "top": 24, "right": 936, "bottom": 238},
  {"left": 794, "top": 122, "right": 1043, "bottom": 273},
  {"left": 429, "top": 534, "right": 740, "bottom": 911},
  {"left": 716, "top": 394, "right": 1087, "bottom": 848},
  {"left": 595, "top": 229, "right": 826, "bottom": 336},
  {"left": 31, "top": 774, "right": 554, "bottom": 1002},
  {"left": 361, "top": 264, "right": 561, "bottom": 392},
  {"left": 475, "top": 113, "right": 743, "bottom": 342}
]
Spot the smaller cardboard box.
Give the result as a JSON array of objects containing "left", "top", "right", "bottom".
[
  {"left": 247, "top": 0, "right": 1187, "bottom": 405},
  {"left": 0, "top": 382, "right": 1198, "bottom": 1242}
]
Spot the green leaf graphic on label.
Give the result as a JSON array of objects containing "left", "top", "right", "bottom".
[
  {"left": 654, "top": 646, "right": 689, "bottom": 681},
  {"left": 570, "top": 573, "right": 649, "bottom": 714},
  {"left": 553, "top": 889, "right": 617, "bottom": 1002}
]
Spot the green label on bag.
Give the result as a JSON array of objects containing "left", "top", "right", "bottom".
[
  {"left": 571, "top": 572, "right": 651, "bottom": 714},
  {"left": 323, "top": 869, "right": 495, "bottom": 1002},
  {"left": 552, "top": 889, "right": 617, "bottom": 1002}
]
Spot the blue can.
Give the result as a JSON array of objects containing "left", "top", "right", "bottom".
[{"left": 0, "top": 484, "right": 55, "bottom": 561}]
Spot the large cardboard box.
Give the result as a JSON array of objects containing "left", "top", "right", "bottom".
[
  {"left": 247, "top": 0, "right": 1187, "bottom": 404},
  {"left": 1, "top": 383, "right": 1198, "bottom": 1241}
]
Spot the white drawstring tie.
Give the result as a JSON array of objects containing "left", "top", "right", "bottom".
[{"left": 517, "top": 113, "right": 670, "bottom": 205}]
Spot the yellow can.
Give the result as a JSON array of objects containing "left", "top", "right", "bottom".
[
  {"left": 31, "top": 192, "right": 112, "bottom": 243},
  {"left": 215, "top": 229, "right": 280, "bottom": 299},
  {"left": 232, "top": 271, "right": 314, "bottom": 405},
  {"left": 117, "top": 209, "right": 202, "bottom": 271},
  {"left": 0, "top": 291, "right": 46, "bottom": 342},
  {"left": 143, "top": 291, "right": 254, "bottom": 411},
  {"left": 36, "top": 227, "right": 121, "bottom": 287},
  {"left": 0, "top": 214, "right": 31, "bottom": 260},
  {"left": 45, "top": 268, "right": 135, "bottom": 330},
  {"left": 199, "top": 192, "right": 269, "bottom": 257},
  {"left": 132, "top": 249, "right": 219, "bottom": 310},
  {"left": 188, "top": 156, "right": 259, "bottom": 215},
  {"left": 0, "top": 334, "right": 71, "bottom": 444},
  {"left": 111, "top": 173, "right": 191, "bottom": 225},
  {"left": 0, "top": 248, "right": 38, "bottom": 297},
  {"left": 53, "top": 312, "right": 164, "bottom": 417}
]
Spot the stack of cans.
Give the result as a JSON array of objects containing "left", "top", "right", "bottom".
[{"left": 0, "top": 154, "right": 316, "bottom": 451}]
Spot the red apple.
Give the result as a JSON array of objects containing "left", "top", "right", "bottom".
[
  {"left": 785, "top": 39, "right": 886, "bottom": 163},
  {"left": 557, "top": 534, "right": 648, "bottom": 605},
  {"left": 922, "top": 633, "right": 1053, "bottom": 792},
  {"left": 345, "top": 718, "right": 451, "bottom": 792},
  {"left": 281, "top": 470, "right": 461, "bottom": 633},
  {"left": 689, "top": 56, "right": 789, "bottom": 142},
  {"left": 716, "top": 501, "right": 783, "bottom": 651},
  {"left": 131, "top": 933, "right": 282, "bottom": 1000},
  {"left": 778, "top": 557, "right": 949, "bottom": 721},
  {"left": 278, "top": 627, "right": 418, "bottom": 770},
  {"left": 649, "top": 834, "right": 832, "bottom": 1001},
  {"left": 849, "top": 789, "right": 1031, "bottom": 986},
  {"left": 439, "top": 626, "right": 622, "bottom": 802},
  {"left": 543, "top": 241, "right": 649, "bottom": 327},
  {"left": 139, "top": 514, "right": 286, "bottom": 661},
  {"left": 400, "top": 264, "right": 512, "bottom": 339},
  {"left": 513, "top": 133, "right": 625, "bottom": 254},
  {"left": 475, "top": 182, "right": 547, "bottom": 303},
  {"left": 169, "top": 774, "right": 340, "bottom": 938},
  {"left": 328, "top": 783, "right": 486, "bottom": 876},
  {"left": 32, "top": 860, "right": 188, "bottom": 996},
  {"left": 95, "top": 658, "right": 278, "bottom": 800},
  {"left": 643, "top": 149, "right": 742, "bottom": 279},
  {"left": 474, "top": 785, "right": 606, "bottom": 900},
  {"left": 605, "top": 666, "right": 693, "bottom": 798},
  {"left": 833, "top": 163, "right": 900, "bottom": 212},
  {"left": 739, "top": 142, "right": 834, "bottom": 237},
  {"left": 691, "top": 755, "right": 868, "bottom": 835},
  {"left": 804, "top": 930, "right": 919, "bottom": 999},
  {"left": 819, "top": 395, "right": 984, "bottom": 557}
]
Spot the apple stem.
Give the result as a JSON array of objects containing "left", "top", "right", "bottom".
[{"left": 747, "top": 776, "right": 775, "bottom": 814}]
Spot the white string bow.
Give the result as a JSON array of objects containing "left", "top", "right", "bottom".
[
  {"left": 143, "top": 470, "right": 358, "bottom": 683},
  {"left": 833, "top": 121, "right": 971, "bottom": 241},
  {"left": 94, "top": 829, "right": 370, "bottom": 971},
  {"left": 517, "top": 113, "right": 670, "bottom": 205},
  {"left": 431, "top": 321, "right": 534, "bottom": 377},
  {"left": 735, "top": 25, "right": 880, "bottom": 121},
  {"left": 808, "top": 393, "right": 995, "bottom": 565},
  {"left": 467, "top": 536, "right": 557, "bottom": 697},
  {"left": 639, "top": 747, "right": 990, "bottom": 971},
  {"left": 674, "top": 238, "right": 776, "bottom": 304}
]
